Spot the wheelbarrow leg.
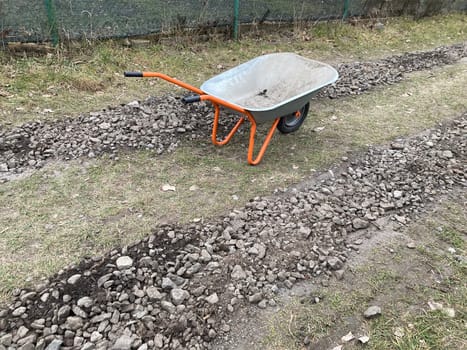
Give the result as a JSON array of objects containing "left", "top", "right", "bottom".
[
  {"left": 246, "top": 117, "right": 280, "bottom": 166},
  {"left": 211, "top": 103, "right": 245, "bottom": 146},
  {"left": 200, "top": 95, "right": 279, "bottom": 165}
]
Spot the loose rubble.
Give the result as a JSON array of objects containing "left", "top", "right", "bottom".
[
  {"left": 0, "top": 43, "right": 465, "bottom": 180},
  {"left": 0, "top": 106, "right": 465, "bottom": 348}
]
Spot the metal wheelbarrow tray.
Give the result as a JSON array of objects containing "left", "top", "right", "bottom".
[{"left": 125, "top": 53, "right": 338, "bottom": 165}]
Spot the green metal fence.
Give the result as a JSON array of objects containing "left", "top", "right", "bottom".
[{"left": 1, "top": 0, "right": 465, "bottom": 44}]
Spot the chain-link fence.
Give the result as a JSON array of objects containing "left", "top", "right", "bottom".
[{"left": 1, "top": 0, "right": 466, "bottom": 44}]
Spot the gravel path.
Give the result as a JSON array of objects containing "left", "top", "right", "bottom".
[
  {"left": 0, "top": 43, "right": 465, "bottom": 180},
  {"left": 0, "top": 108, "right": 465, "bottom": 349}
]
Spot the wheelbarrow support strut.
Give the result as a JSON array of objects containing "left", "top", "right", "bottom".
[{"left": 124, "top": 71, "right": 279, "bottom": 165}]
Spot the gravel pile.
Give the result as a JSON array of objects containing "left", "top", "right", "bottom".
[
  {"left": 323, "top": 43, "right": 466, "bottom": 98},
  {"left": 0, "top": 43, "right": 465, "bottom": 179},
  {"left": 0, "top": 113, "right": 465, "bottom": 349}
]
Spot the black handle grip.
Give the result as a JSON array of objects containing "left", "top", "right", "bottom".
[
  {"left": 182, "top": 95, "right": 201, "bottom": 104},
  {"left": 124, "top": 71, "right": 143, "bottom": 77}
]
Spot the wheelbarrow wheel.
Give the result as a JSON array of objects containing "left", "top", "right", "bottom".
[{"left": 277, "top": 103, "right": 310, "bottom": 134}]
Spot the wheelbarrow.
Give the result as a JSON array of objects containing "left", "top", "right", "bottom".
[{"left": 124, "top": 53, "right": 338, "bottom": 165}]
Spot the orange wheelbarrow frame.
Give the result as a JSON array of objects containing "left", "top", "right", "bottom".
[{"left": 124, "top": 71, "right": 279, "bottom": 165}]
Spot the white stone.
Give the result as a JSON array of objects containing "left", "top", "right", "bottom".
[{"left": 116, "top": 256, "right": 133, "bottom": 270}]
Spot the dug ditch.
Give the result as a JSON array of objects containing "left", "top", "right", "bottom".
[
  {"left": 0, "top": 43, "right": 465, "bottom": 181},
  {"left": 0, "top": 106, "right": 465, "bottom": 349}
]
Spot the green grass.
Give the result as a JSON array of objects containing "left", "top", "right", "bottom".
[{"left": 0, "top": 13, "right": 466, "bottom": 126}]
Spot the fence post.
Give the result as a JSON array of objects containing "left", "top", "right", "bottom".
[
  {"left": 343, "top": 0, "right": 350, "bottom": 19},
  {"left": 44, "top": 0, "right": 59, "bottom": 45},
  {"left": 233, "top": 0, "right": 240, "bottom": 40}
]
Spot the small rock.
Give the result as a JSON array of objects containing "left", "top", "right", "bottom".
[
  {"left": 19, "top": 292, "right": 36, "bottom": 302},
  {"left": 334, "top": 269, "right": 345, "bottom": 280},
  {"left": 67, "top": 274, "right": 81, "bottom": 285},
  {"left": 341, "top": 331, "right": 354, "bottom": 342},
  {"left": 154, "top": 334, "right": 164, "bottom": 348},
  {"left": 395, "top": 215, "right": 407, "bottom": 224},
  {"left": 77, "top": 296, "right": 94, "bottom": 308},
  {"left": 374, "top": 21, "right": 385, "bottom": 30},
  {"left": 393, "top": 327, "right": 405, "bottom": 338},
  {"left": 57, "top": 305, "right": 71, "bottom": 320},
  {"left": 352, "top": 218, "right": 370, "bottom": 230},
  {"left": 146, "top": 286, "right": 163, "bottom": 300},
  {"left": 90, "top": 313, "right": 111, "bottom": 323},
  {"left": 127, "top": 100, "right": 139, "bottom": 107},
  {"left": 363, "top": 305, "right": 381, "bottom": 319},
  {"left": 358, "top": 335, "right": 370, "bottom": 344},
  {"left": 161, "top": 184, "right": 176, "bottom": 192},
  {"left": 205, "top": 293, "right": 219, "bottom": 305},
  {"left": 17, "top": 325, "right": 29, "bottom": 338},
  {"left": 248, "top": 293, "right": 262, "bottom": 304},
  {"left": 90, "top": 331, "right": 103, "bottom": 342},
  {"left": 231, "top": 265, "right": 247, "bottom": 280},
  {"left": 391, "top": 142, "right": 404, "bottom": 150},
  {"left": 18, "top": 335, "right": 36, "bottom": 348},
  {"left": 112, "top": 335, "right": 133, "bottom": 350},
  {"left": 116, "top": 256, "right": 133, "bottom": 270},
  {"left": 442, "top": 308, "right": 455, "bottom": 318},
  {"left": 406, "top": 242, "right": 416, "bottom": 249},
  {"left": 65, "top": 316, "right": 83, "bottom": 330},
  {"left": 12, "top": 306, "right": 27, "bottom": 317},
  {"left": 0, "top": 334, "right": 12, "bottom": 346},
  {"left": 258, "top": 299, "right": 268, "bottom": 309},
  {"left": 45, "top": 339, "right": 63, "bottom": 350},
  {"left": 98, "top": 122, "right": 111, "bottom": 130},
  {"left": 441, "top": 150, "right": 453, "bottom": 159},
  {"left": 428, "top": 301, "right": 443, "bottom": 311},
  {"left": 160, "top": 301, "right": 176, "bottom": 314},
  {"left": 170, "top": 289, "right": 189, "bottom": 306},
  {"left": 327, "top": 257, "right": 343, "bottom": 270},
  {"left": 161, "top": 277, "right": 177, "bottom": 290},
  {"left": 97, "top": 273, "right": 112, "bottom": 288}
]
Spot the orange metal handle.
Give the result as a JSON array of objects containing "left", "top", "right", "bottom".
[{"left": 124, "top": 71, "right": 204, "bottom": 95}]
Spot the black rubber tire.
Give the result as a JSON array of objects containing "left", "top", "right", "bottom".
[{"left": 277, "top": 103, "right": 310, "bottom": 134}]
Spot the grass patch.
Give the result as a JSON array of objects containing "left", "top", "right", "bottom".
[{"left": 0, "top": 14, "right": 466, "bottom": 125}]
